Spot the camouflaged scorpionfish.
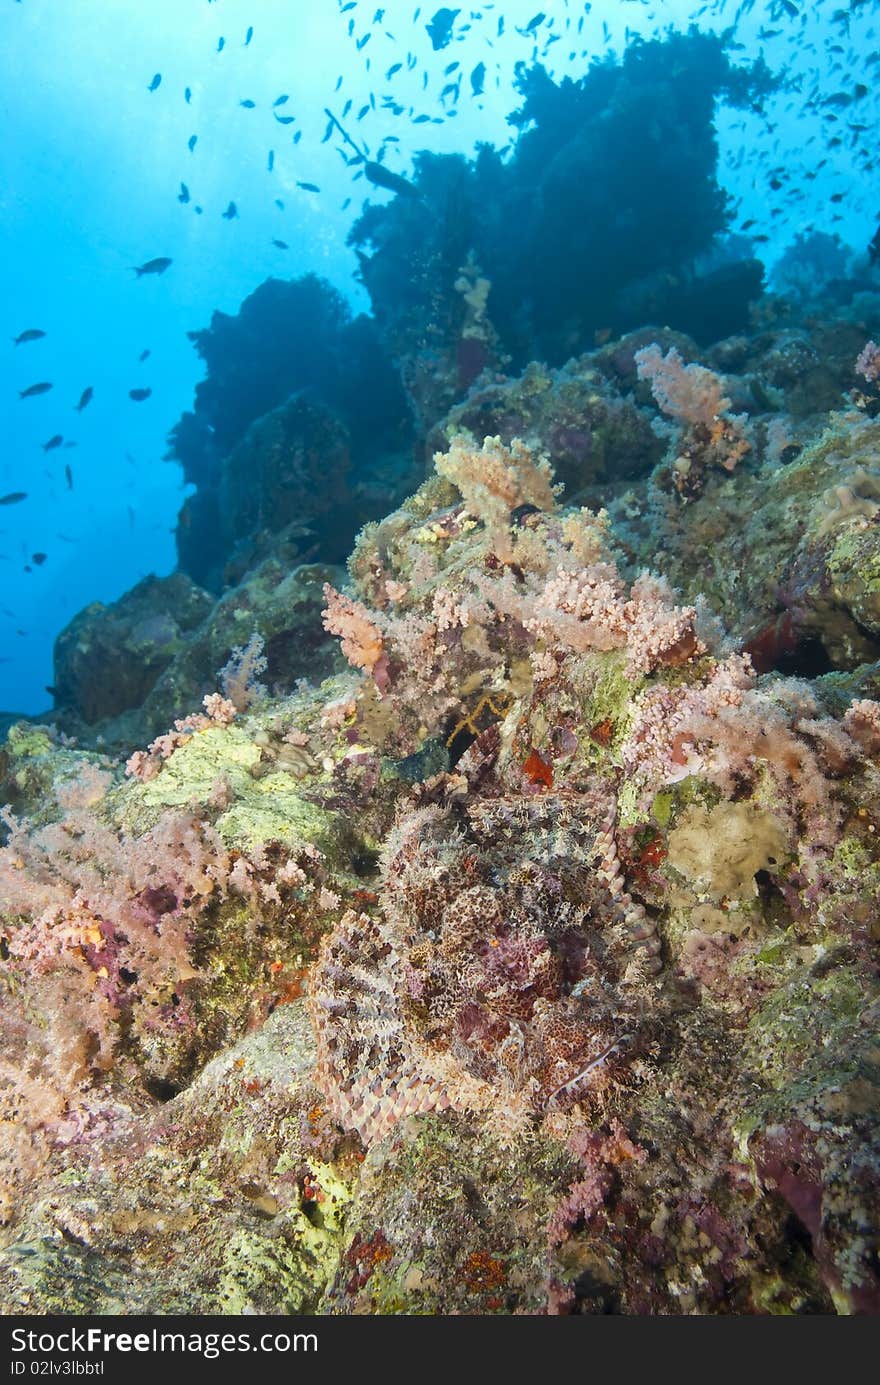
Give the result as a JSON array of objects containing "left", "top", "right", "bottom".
[{"left": 309, "top": 741, "right": 661, "bottom": 1145}]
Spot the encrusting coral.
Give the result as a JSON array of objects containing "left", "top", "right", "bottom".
[{"left": 1, "top": 425, "right": 879, "bottom": 1315}]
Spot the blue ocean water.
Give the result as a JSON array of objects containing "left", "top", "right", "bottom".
[{"left": 0, "top": 0, "right": 875, "bottom": 715}]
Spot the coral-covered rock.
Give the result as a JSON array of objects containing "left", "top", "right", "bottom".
[
  {"left": 0, "top": 1005, "right": 354, "bottom": 1314},
  {"left": 430, "top": 358, "right": 665, "bottom": 495},
  {"left": 218, "top": 393, "right": 353, "bottom": 562},
  {"left": 53, "top": 573, "right": 212, "bottom": 725},
  {"left": 3, "top": 376, "right": 880, "bottom": 1317},
  {"left": 613, "top": 416, "right": 880, "bottom": 674}
]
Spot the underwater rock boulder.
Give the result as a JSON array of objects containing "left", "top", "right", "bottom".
[
  {"left": 0, "top": 1004, "right": 354, "bottom": 1314},
  {"left": 610, "top": 416, "right": 880, "bottom": 675},
  {"left": 219, "top": 393, "right": 355, "bottom": 563},
  {"left": 50, "top": 560, "right": 345, "bottom": 755},
  {"left": 429, "top": 356, "right": 665, "bottom": 495},
  {"left": 745, "top": 323, "right": 866, "bottom": 417},
  {"left": 53, "top": 573, "right": 212, "bottom": 726},
  {"left": 135, "top": 560, "right": 347, "bottom": 747}
]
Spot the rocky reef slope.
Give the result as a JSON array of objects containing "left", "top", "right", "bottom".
[{"left": 2, "top": 354, "right": 880, "bottom": 1310}]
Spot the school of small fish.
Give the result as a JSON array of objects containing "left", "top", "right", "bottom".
[{"left": 3, "top": 0, "right": 878, "bottom": 656}]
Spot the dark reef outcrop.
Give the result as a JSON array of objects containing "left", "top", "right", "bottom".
[
  {"left": 168, "top": 275, "right": 416, "bottom": 591},
  {"left": 348, "top": 30, "right": 776, "bottom": 429}
]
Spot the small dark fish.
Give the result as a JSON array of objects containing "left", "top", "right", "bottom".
[
  {"left": 444, "top": 61, "right": 459, "bottom": 74},
  {"left": 274, "top": 113, "right": 295, "bottom": 124},
  {"left": 32, "top": 553, "right": 47, "bottom": 566},
  {"left": 194, "top": 205, "right": 203, "bottom": 215},
  {"left": 12, "top": 329, "right": 45, "bottom": 346},
  {"left": 357, "top": 103, "right": 369, "bottom": 119},
  {"left": 426, "top": 6, "right": 459, "bottom": 50},
  {"left": 222, "top": 201, "right": 238, "bottom": 219},
  {"left": 178, "top": 181, "right": 190, "bottom": 203},
  {"left": 520, "top": 11, "right": 545, "bottom": 35},
  {"left": 470, "top": 61, "right": 485, "bottom": 95},
  {"left": 386, "top": 62, "right": 402, "bottom": 78},
  {"left": 129, "top": 388, "right": 152, "bottom": 401},
  {"left": 334, "top": 75, "right": 343, "bottom": 91},
  {"left": 830, "top": 192, "right": 844, "bottom": 203},
  {"left": 272, "top": 239, "right": 289, "bottom": 249},
  {"left": 244, "top": 25, "right": 253, "bottom": 45},
  {"left": 240, "top": 98, "right": 256, "bottom": 108},
  {"left": 293, "top": 129, "right": 302, "bottom": 144},
  {"left": 65, "top": 464, "right": 73, "bottom": 490},
  {"left": 18, "top": 382, "right": 53, "bottom": 399},
  {"left": 185, "top": 86, "right": 192, "bottom": 103},
  {"left": 42, "top": 435, "right": 63, "bottom": 453},
  {"left": 273, "top": 94, "right": 289, "bottom": 106},
  {"left": 148, "top": 73, "right": 162, "bottom": 92},
  {"left": 364, "top": 161, "right": 418, "bottom": 197},
  {"left": 75, "top": 386, "right": 93, "bottom": 411},
  {"left": 343, "top": 98, "right": 353, "bottom": 116},
  {"left": 341, "top": 196, "right": 351, "bottom": 210},
  {"left": 275, "top": 198, "right": 285, "bottom": 210},
  {"left": 132, "top": 256, "right": 172, "bottom": 276},
  {"left": 267, "top": 149, "right": 275, "bottom": 171},
  {"left": 188, "top": 134, "right": 198, "bottom": 152},
  {"left": 0, "top": 493, "right": 27, "bottom": 506},
  {"left": 217, "top": 36, "right": 225, "bottom": 52},
  {"left": 297, "top": 181, "right": 320, "bottom": 192}
]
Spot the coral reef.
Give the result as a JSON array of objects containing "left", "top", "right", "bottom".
[
  {"left": 2, "top": 407, "right": 879, "bottom": 1314},
  {"left": 50, "top": 562, "right": 347, "bottom": 753},
  {"left": 52, "top": 574, "right": 213, "bottom": 728}
]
